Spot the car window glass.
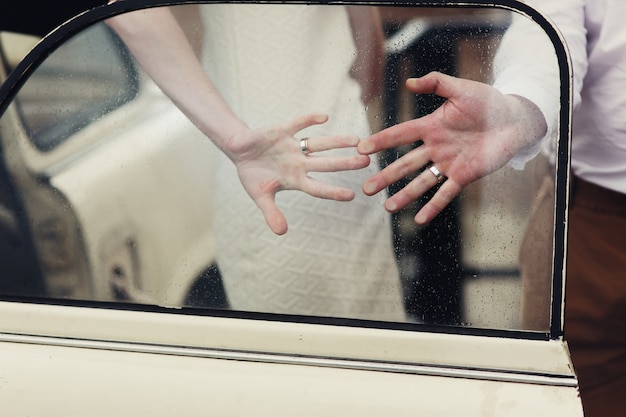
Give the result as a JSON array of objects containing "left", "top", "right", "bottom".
[
  {"left": 0, "top": 3, "right": 563, "bottom": 335},
  {"left": 14, "top": 24, "right": 138, "bottom": 151}
]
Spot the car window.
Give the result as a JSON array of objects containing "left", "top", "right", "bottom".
[
  {"left": 0, "top": 2, "right": 567, "bottom": 337},
  {"left": 14, "top": 24, "right": 138, "bottom": 151}
]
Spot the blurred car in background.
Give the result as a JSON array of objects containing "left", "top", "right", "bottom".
[{"left": 0, "top": 23, "right": 223, "bottom": 308}]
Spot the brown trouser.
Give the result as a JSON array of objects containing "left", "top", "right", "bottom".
[
  {"left": 522, "top": 174, "right": 626, "bottom": 416},
  {"left": 565, "top": 176, "right": 626, "bottom": 417}
]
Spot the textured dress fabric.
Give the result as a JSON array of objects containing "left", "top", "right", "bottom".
[{"left": 199, "top": 5, "right": 406, "bottom": 321}]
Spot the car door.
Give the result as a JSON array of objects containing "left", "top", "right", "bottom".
[{"left": 0, "top": 1, "right": 581, "bottom": 415}]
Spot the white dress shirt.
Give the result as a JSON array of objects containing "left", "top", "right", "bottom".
[{"left": 496, "top": 0, "right": 626, "bottom": 194}]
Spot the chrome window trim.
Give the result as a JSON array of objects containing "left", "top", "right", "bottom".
[
  {"left": 0, "top": 301, "right": 576, "bottom": 380},
  {"left": 0, "top": 331, "right": 577, "bottom": 387}
]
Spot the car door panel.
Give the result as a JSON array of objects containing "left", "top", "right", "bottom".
[{"left": 0, "top": 301, "right": 582, "bottom": 416}]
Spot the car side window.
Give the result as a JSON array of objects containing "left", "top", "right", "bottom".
[
  {"left": 0, "top": 3, "right": 565, "bottom": 337},
  {"left": 15, "top": 24, "right": 138, "bottom": 151}
]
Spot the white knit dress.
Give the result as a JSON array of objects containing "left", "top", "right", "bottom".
[{"left": 200, "top": 4, "right": 405, "bottom": 321}]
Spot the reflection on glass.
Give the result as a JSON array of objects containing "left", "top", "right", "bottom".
[
  {"left": 0, "top": 3, "right": 559, "bottom": 332},
  {"left": 17, "top": 25, "right": 139, "bottom": 152},
  {"left": 378, "top": 7, "right": 514, "bottom": 327}
]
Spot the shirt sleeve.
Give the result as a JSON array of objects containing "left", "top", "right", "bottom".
[{"left": 491, "top": 0, "right": 587, "bottom": 168}]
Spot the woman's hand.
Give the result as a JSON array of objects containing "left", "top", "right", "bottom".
[
  {"left": 357, "top": 71, "right": 546, "bottom": 225},
  {"left": 226, "top": 113, "right": 370, "bottom": 235},
  {"left": 107, "top": 8, "right": 370, "bottom": 235}
]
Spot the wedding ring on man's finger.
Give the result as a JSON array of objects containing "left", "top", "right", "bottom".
[
  {"left": 300, "top": 137, "right": 312, "bottom": 155},
  {"left": 428, "top": 164, "right": 444, "bottom": 183}
]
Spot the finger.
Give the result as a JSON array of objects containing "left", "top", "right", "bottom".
[
  {"left": 381, "top": 165, "right": 441, "bottom": 213},
  {"left": 357, "top": 118, "right": 425, "bottom": 155},
  {"left": 254, "top": 195, "right": 288, "bottom": 235},
  {"left": 305, "top": 155, "right": 370, "bottom": 172},
  {"left": 414, "top": 180, "right": 463, "bottom": 225},
  {"left": 285, "top": 113, "right": 329, "bottom": 136},
  {"left": 302, "top": 134, "right": 360, "bottom": 153},
  {"left": 362, "top": 146, "right": 430, "bottom": 196},
  {"left": 405, "top": 71, "right": 455, "bottom": 97},
  {"left": 406, "top": 71, "right": 462, "bottom": 100},
  {"left": 301, "top": 178, "right": 355, "bottom": 202}
]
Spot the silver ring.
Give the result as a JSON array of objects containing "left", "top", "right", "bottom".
[
  {"left": 300, "top": 137, "right": 311, "bottom": 155},
  {"left": 428, "top": 165, "right": 443, "bottom": 183}
]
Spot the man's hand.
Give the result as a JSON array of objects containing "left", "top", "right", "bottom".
[{"left": 358, "top": 72, "right": 546, "bottom": 225}]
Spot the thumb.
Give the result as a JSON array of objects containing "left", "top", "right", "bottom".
[{"left": 255, "top": 195, "right": 288, "bottom": 235}]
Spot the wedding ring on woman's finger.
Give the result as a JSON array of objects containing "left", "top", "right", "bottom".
[
  {"left": 299, "top": 137, "right": 312, "bottom": 155},
  {"left": 428, "top": 164, "right": 444, "bottom": 183}
]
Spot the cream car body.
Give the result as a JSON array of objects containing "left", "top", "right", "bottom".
[{"left": 0, "top": 26, "right": 217, "bottom": 305}]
